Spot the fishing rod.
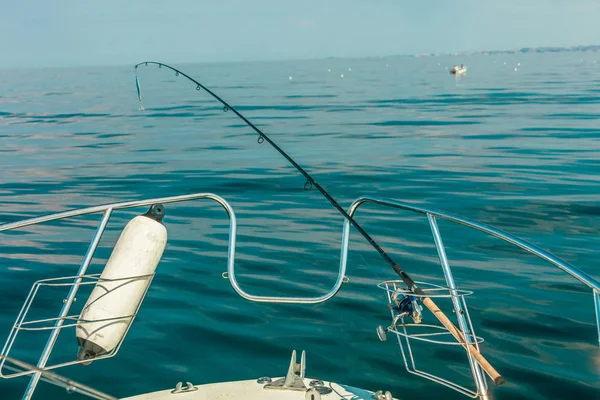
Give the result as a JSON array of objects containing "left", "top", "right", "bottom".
[
  {"left": 134, "top": 62, "right": 411, "bottom": 283},
  {"left": 134, "top": 61, "right": 504, "bottom": 386}
]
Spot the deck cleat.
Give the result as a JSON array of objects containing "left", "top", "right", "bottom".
[
  {"left": 373, "top": 390, "right": 393, "bottom": 400},
  {"left": 170, "top": 381, "right": 197, "bottom": 394},
  {"left": 263, "top": 350, "right": 306, "bottom": 391}
]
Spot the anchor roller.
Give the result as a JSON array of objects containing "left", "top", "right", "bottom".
[{"left": 76, "top": 204, "right": 167, "bottom": 364}]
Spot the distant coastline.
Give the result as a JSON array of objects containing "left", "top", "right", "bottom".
[{"left": 414, "top": 44, "right": 600, "bottom": 57}]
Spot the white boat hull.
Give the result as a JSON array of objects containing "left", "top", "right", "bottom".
[
  {"left": 122, "top": 378, "right": 398, "bottom": 400},
  {"left": 450, "top": 68, "right": 467, "bottom": 75}
]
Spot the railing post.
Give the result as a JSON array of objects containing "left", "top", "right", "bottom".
[
  {"left": 427, "top": 214, "right": 489, "bottom": 399},
  {"left": 22, "top": 209, "right": 112, "bottom": 400},
  {"left": 594, "top": 290, "right": 600, "bottom": 348}
]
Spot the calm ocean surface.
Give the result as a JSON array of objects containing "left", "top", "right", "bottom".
[{"left": 0, "top": 52, "right": 598, "bottom": 399}]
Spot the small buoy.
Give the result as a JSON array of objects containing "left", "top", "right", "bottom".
[
  {"left": 76, "top": 204, "right": 167, "bottom": 364},
  {"left": 289, "top": 76, "right": 292, "bottom": 80},
  {"left": 327, "top": 68, "right": 331, "bottom": 72},
  {"left": 504, "top": 62, "right": 507, "bottom": 65},
  {"left": 517, "top": 62, "right": 521, "bottom": 66},
  {"left": 340, "top": 74, "right": 344, "bottom": 78},
  {"left": 514, "top": 67, "right": 518, "bottom": 71},
  {"left": 348, "top": 68, "right": 351, "bottom": 71},
  {"left": 385, "top": 64, "right": 389, "bottom": 67}
]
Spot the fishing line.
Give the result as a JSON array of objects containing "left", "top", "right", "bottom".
[
  {"left": 133, "top": 61, "right": 504, "bottom": 385},
  {"left": 133, "top": 61, "right": 414, "bottom": 288}
]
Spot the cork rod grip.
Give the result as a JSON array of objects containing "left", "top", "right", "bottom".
[{"left": 421, "top": 297, "right": 505, "bottom": 386}]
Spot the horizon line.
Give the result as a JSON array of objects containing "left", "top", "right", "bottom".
[{"left": 1, "top": 43, "right": 599, "bottom": 72}]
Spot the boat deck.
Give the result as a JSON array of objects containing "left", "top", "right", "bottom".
[{"left": 122, "top": 378, "right": 396, "bottom": 400}]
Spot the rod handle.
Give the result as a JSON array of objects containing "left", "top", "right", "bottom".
[{"left": 422, "top": 297, "right": 505, "bottom": 386}]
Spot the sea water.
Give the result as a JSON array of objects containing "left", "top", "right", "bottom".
[{"left": 0, "top": 52, "right": 598, "bottom": 399}]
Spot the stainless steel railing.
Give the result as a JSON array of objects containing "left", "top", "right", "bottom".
[
  {"left": 344, "top": 195, "right": 600, "bottom": 347},
  {"left": 344, "top": 195, "right": 599, "bottom": 399},
  {"left": 0, "top": 193, "right": 237, "bottom": 399},
  {"left": 1, "top": 192, "right": 597, "bottom": 400}
]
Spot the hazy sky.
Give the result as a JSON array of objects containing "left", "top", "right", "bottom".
[{"left": 1, "top": 0, "right": 599, "bottom": 68}]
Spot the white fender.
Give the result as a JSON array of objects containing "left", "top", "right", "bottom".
[{"left": 76, "top": 205, "right": 167, "bottom": 363}]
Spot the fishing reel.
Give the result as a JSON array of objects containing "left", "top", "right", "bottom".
[
  {"left": 377, "top": 293, "right": 423, "bottom": 342},
  {"left": 391, "top": 292, "right": 423, "bottom": 324}
]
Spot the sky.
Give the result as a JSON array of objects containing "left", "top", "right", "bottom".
[{"left": 1, "top": 0, "right": 599, "bottom": 69}]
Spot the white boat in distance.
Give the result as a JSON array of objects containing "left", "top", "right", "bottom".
[{"left": 450, "top": 65, "right": 467, "bottom": 75}]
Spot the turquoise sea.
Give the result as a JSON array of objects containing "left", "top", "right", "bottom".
[{"left": 0, "top": 52, "right": 598, "bottom": 399}]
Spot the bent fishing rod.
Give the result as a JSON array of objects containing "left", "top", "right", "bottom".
[{"left": 134, "top": 61, "right": 504, "bottom": 385}]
